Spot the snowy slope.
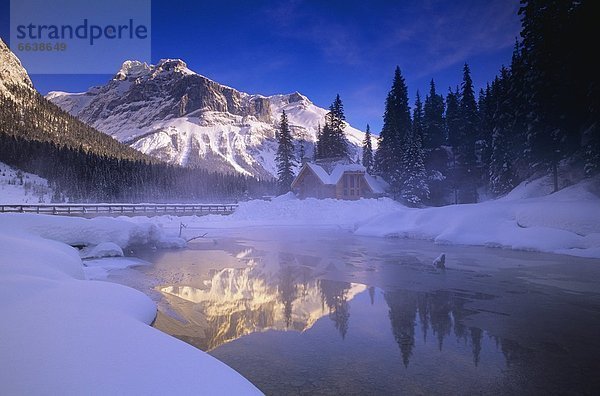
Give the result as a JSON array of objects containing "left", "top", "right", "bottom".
[
  {"left": 47, "top": 60, "right": 375, "bottom": 178},
  {"left": 0, "top": 162, "right": 54, "bottom": 204}
]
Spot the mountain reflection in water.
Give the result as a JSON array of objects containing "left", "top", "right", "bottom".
[
  {"left": 155, "top": 250, "right": 367, "bottom": 350},
  {"left": 153, "top": 247, "right": 501, "bottom": 372}
]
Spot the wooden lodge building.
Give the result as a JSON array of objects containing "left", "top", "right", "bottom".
[{"left": 291, "top": 162, "right": 388, "bottom": 200}]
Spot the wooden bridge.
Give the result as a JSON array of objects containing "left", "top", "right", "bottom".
[{"left": 0, "top": 203, "right": 238, "bottom": 217}]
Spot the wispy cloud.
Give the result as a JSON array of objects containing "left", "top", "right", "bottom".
[
  {"left": 262, "top": 0, "right": 520, "bottom": 72},
  {"left": 398, "top": 0, "right": 521, "bottom": 76},
  {"left": 262, "top": 1, "right": 365, "bottom": 66}
]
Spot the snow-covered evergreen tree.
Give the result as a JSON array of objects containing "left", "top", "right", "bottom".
[
  {"left": 362, "top": 124, "right": 374, "bottom": 173},
  {"left": 275, "top": 110, "right": 296, "bottom": 194},
  {"left": 298, "top": 142, "right": 305, "bottom": 163},
  {"left": 400, "top": 132, "right": 429, "bottom": 206},
  {"left": 489, "top": 129, "right": 515, "bottom": 196},
  {"left": 375, "top": 66, "right": 411, "bottom": 181}
]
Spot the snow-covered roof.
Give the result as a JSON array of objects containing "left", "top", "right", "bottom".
[
  {"left": 293, "top": 162, "right": 388, "bottom": 194},
  {"left": 364, "top": 173, "right": 389, "bottom": 194},
  {"left": 305, "top": 163, "right": 332, "bottom": 184},
  {"left": 329, "top": 164, "right": 367, "bottom": 184}
]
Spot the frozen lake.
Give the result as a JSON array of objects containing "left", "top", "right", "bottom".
[{"left": 104, "top": 227, "right": 600, "bottom": 395}]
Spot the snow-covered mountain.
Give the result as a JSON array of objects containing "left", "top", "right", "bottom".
[{"left": 47, "top": 59, "right": 375, "bottom": 178}]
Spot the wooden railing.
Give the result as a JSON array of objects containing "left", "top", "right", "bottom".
[{"left": 0, "top": 203, "right": 238, "bottom": 217}]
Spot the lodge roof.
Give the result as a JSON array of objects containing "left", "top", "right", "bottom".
[{"left": 293, "top": 163, "right": 388, "bottom": 194}]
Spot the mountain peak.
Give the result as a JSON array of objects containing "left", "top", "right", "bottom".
[
  {"left": 156, "top": 58, "right": 188, "bottom": 72},
  {"left": 114, "top": 60, "right": 151, "bottom": 81},
  {"left": 288, "top": 91, "right": 310, "bottom": 103},
  {"left": 114, "top": 59, "right": 192, "bottom": 81}
]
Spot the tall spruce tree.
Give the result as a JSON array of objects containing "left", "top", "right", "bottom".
[
  {"left": 362, "top": 124, "right": 374, "bottom": 173},
  {"left": 317, "top": 95, "right": 348, "bottom": 160},
  {"left": 478, "top": 84, "right": 494, "bottom": 184},
  {"left": 457, "top": 63, "right": 479, "bottom": 203},
  {"left": 445, "top": 86, "right": 461, "bottom": 203},
  {"left": 412, "top": 91, "right": 425, "bottom": 143},
  {"left": 507, "top": 39, "right": 529, "bottom": 176},
  {"left": 374, "top": 66, "right": 412, "bottom": 185},
  {"left": 275, "top": 110, "right": 296, "bottom": 194},
  {"left": 489, "top": 67, "right": 516, "bottom": 196},
  {"left": 445, "top": 87, "right": 461, "bottom": 147},
  {"left": 423, "top": 79, "right": 446, "bottom": 149}
]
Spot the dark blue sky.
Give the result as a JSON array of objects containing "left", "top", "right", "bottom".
[{"left": 0, "top": 0, "right": 521, "bottom": 133}]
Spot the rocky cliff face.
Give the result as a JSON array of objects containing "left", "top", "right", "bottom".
[
  {"left": 0, "top": 39, "right": 34, "bottom": 98},
  {"left": 48, "top": 59, "right": 374, "bottom": 177}
]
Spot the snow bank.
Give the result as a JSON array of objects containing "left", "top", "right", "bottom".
[
  {"left": 184, "top": 193, "right": 402, "bottom": 229},
  {"left": 0, "top": 219, "right": 261, "bottom": 394},
  {"left": 356, "top": 178, "right": 600, "bottom": 258},
  {"left": 80, "top": 241, "right": 124, "bottom": 259},
  {"left": 0, "top": 213, "right": 185, "bottom": 248}
]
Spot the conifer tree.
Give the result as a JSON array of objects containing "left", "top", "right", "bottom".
[
  {"left": 445, "top": 87, "right": 461, "bottom": 203},
  {"left": 362, "top": 124, "right": 374, "bottom": 173},
  {"left": 457, "top": 63, "right": 479, "bottom": 203},
  {"left": 314, "top": 123, "right": 321, "bottom": 161},
  {"left": 423, "top": 79, "right": 446, "bottom": 149},
  {"left": 275, "top": 110, "right": 296, "bottom": 194},
  {"left": 298, "top": 142, "right": 305, "bottom": 163},
  {"left": 412, "top": 91, "right": 425, "bottom": 143},
  {"left": 489, "top": 68, "right": 516, "bottom": 196},
  {"left": 317, "top": 95, "right": 348, "bottom": 160},
  {"left": 445, "top": 87, "right": 461, "bottom": 147},
  {"left": 400, "top": 132, "right": 429, "bottom": 206},
  {"left": 478, "top": 84, "right": 494, "bottom": 183},
  {"left": 507, "top": 39, "right": 528, "bottom": 175},
  {"left": 374, "top": 66, "right": 411, "bottom": 184}
]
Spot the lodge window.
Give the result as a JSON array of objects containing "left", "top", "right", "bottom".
[{"left": 343, "top": 174, "right": 360, "bottom": 197}]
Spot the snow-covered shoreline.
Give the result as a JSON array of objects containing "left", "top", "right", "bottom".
[{"left": 0, "top": 215, "right": 262, "bottom": 395}]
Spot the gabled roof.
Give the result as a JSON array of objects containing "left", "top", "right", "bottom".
[
  {"left": 306, "top": 163, "right": 331, "bottom": 184},
  {"left": 292, "top": 162, "right": 389, "bottom": 194},
  {"left": 329, "top": 164, "right": 367, "bottom": 184},
  {"left": 363, "top": 173, "right": 389, "bottom": 194}
]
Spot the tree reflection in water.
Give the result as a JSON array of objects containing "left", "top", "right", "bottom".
[
  {"left": 384, "top": 289, "right": 491, "bottom": 367},
  {"left": 318, "top": 279, "right": 351, "bottom": 339}
]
